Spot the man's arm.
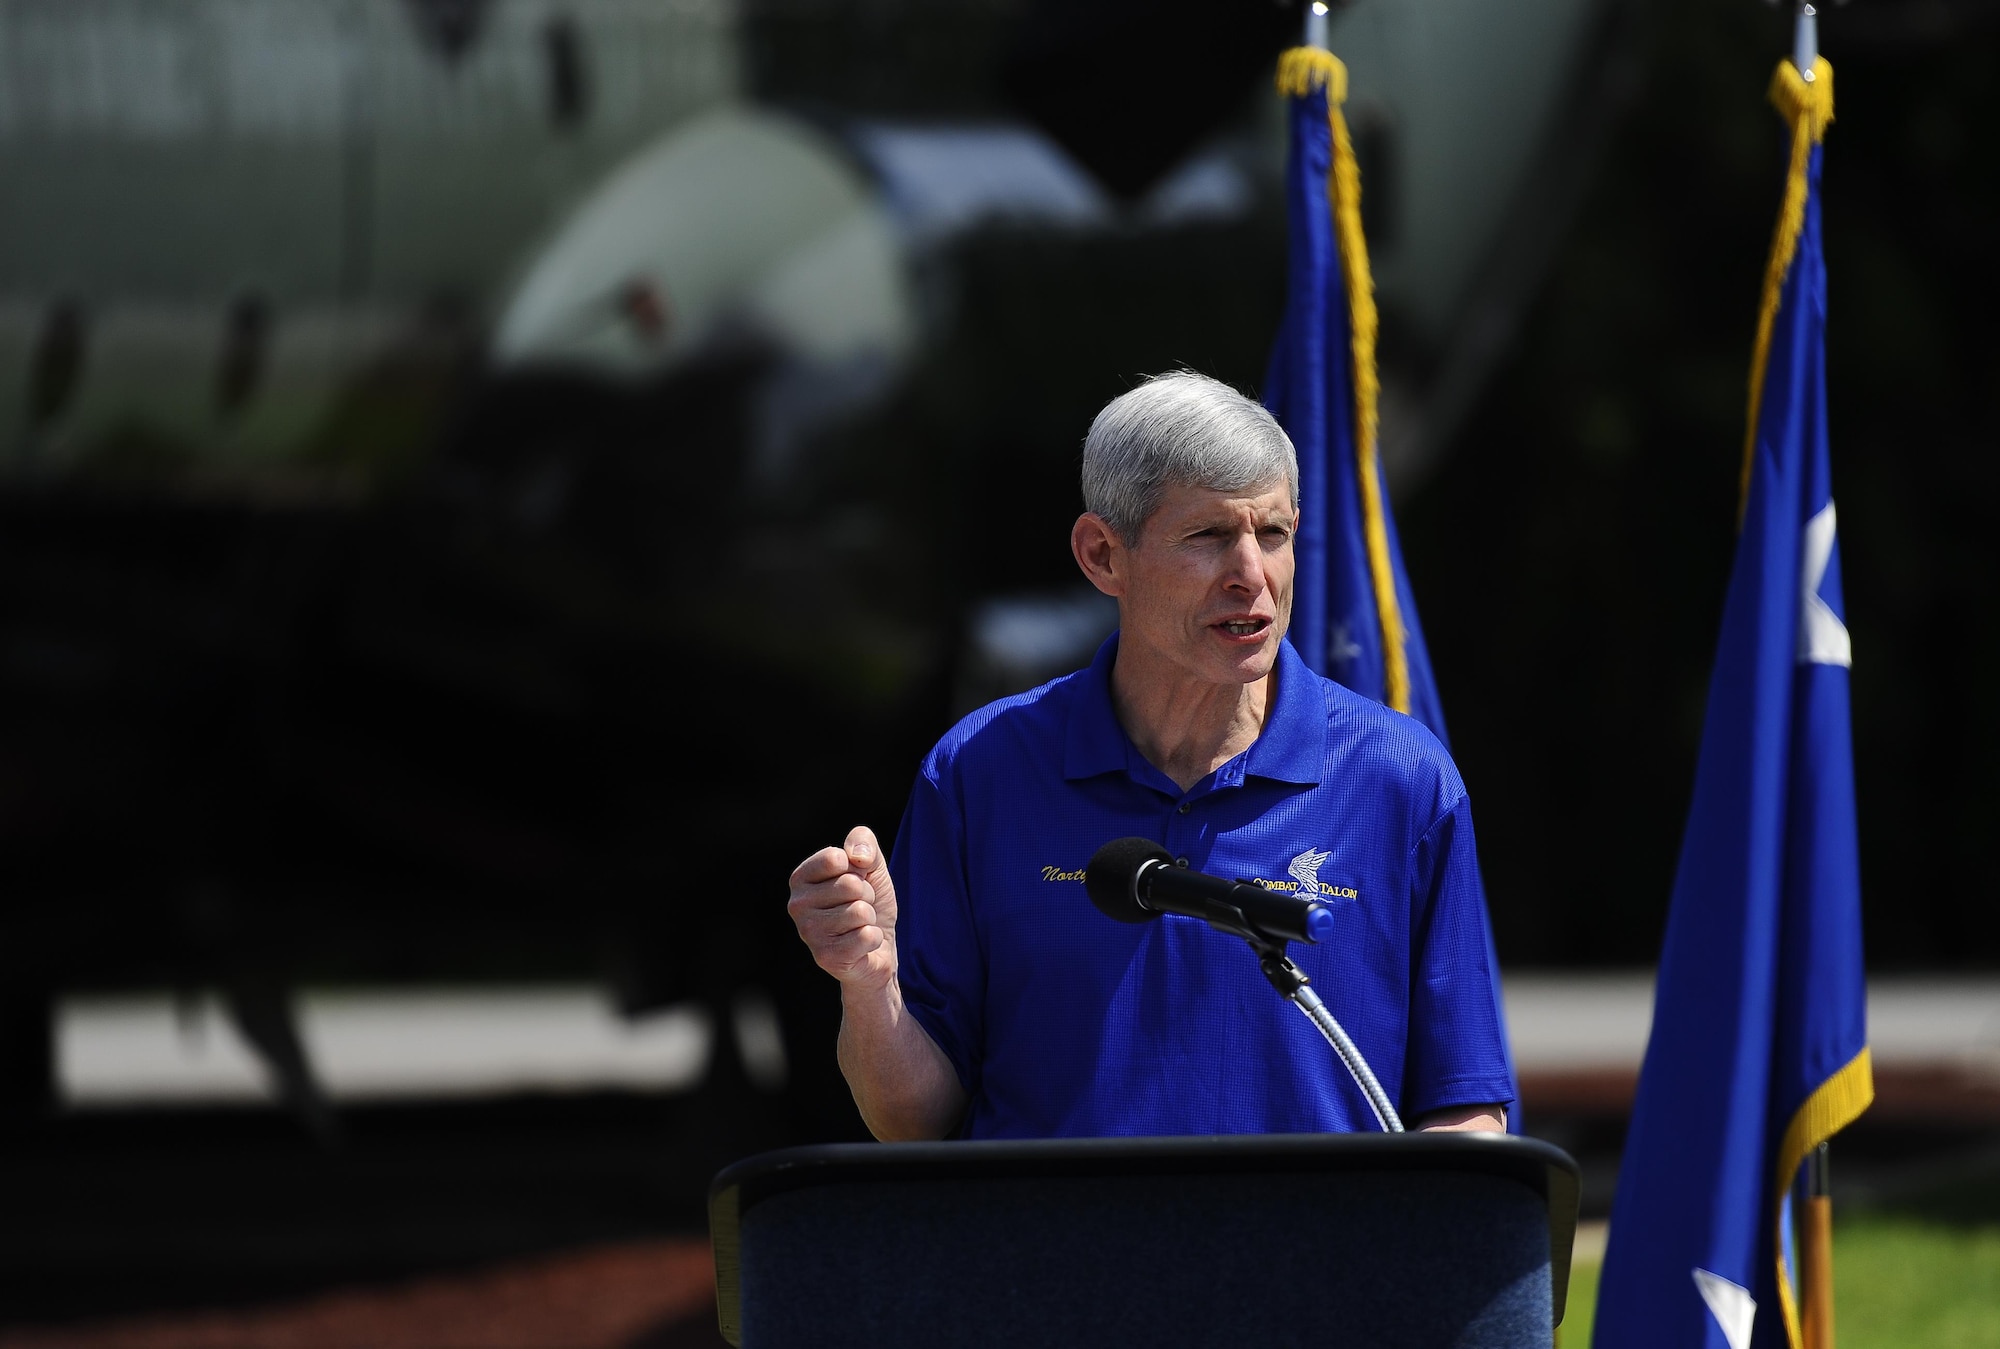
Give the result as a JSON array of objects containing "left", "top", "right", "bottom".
[
  {"left": 1415, "top": 1104, "right": 1507, "bottom": 1133},
  {"left": 788, "top": 826, "right": 968, "bottom": 1141},
  {"left": 1404, "top": 789, "right": 1517, "bottom": 1137}
]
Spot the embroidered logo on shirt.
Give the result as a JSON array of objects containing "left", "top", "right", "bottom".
[
  {"left": 1245, "top": 850, "right": 1359, "bottom": 902},
  {"left": 1287, "top": 847, "right": 1332, "bottom": 890},
  {"left": 1041, "top": 866, "right": 1085, "bottom": 883}
]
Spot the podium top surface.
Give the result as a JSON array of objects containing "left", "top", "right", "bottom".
[
  {"left": 712, "top": 1130, "right": 1577, "bottom": 1207},
  {"left": 710, "top": 1133, "right": 1581, "bottom": 1343}
]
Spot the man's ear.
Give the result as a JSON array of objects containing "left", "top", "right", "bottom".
[{"left": 1071, "top": 513, "right": 1125, "bottom": 597}]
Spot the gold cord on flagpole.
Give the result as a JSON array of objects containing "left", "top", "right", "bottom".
[
  {"left": 1739, "top": 57, "right": 1835, "bottom": 526},
  {"left": 1276, "top": 48, "right": 1410, "bottom": 714}
]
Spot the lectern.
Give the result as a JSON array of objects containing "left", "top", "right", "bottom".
[{"left": 709, "top": 1133, "right": 1580, "bottom": 1348}]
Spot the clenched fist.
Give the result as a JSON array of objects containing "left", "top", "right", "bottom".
[{"left": 788, "top": 825, "right": 899, "bottom": 991}]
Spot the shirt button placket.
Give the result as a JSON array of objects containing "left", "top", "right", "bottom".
[{"left": 1166, "top": 796, "right": 1194, "bottom": 869}]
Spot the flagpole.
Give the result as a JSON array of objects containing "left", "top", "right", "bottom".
[
  {"left": 1801, "top": 1142, "right": 1834, "bottom": 1349},
  {"left": 1305, "top": 0, "right": 1330, "bottom": 51},
  {"left": 1787, "top": 21, "right": 1833, "bottom": 1344},
  {"left": 1787, "top": 11, "right": 1835, "bottom": 1334}
]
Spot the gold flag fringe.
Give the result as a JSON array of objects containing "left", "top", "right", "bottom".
[
  {"left": 1741, "top": 58, "right": 1835, "bottom": 525},
  {"left": 1276, "top": 47, "right": 1409, "bottom": 714},
  {"left": 1774, "top": 1047, "right": 1873, "bottom": 1348}
]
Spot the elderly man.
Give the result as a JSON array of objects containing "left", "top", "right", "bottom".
[{"left": 789, "top": 371, "right": 1512, "bottom": 1140}]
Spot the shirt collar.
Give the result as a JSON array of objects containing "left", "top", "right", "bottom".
[
  {"left": 1062, "top": 632, "right": 1326, "bottom": 787},
  {"left": 1062, "top": 633, "right": 1131, "bottom": 781},
  {"left": 1240, "top": 637, "right": 1327, "bottom": 785}
]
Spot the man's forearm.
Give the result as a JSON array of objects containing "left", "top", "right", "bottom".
[
  {"left": 1415, "top": 1103, "right": 1508, "bottom": 1133},
  {"left": 836, "top": 976, "right": 967, "bottom": 1141}
]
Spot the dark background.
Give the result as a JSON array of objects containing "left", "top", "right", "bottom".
[{"left": 1407, "top": 0, "right": 2000, "bottom": 970}]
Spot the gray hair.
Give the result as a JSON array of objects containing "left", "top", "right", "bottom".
[{"left": 1081, "top": 371, "right": 1298, "bottom": 542}]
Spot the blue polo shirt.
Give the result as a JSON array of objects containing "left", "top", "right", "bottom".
[{"left": 890, "top": 633, "right": 1513, "bottom": 1139}]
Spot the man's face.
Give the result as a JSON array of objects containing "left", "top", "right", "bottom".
[{"left": 1113, "top": 478, "right": 1296, "bottom": 687}]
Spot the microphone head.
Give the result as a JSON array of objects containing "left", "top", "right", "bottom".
[
  {"left": 1304, "top": 903, "right": 1335, "bottom": 944},
  {"left": 1085, "top": 837, "right": 1173, "bottom": 923}
]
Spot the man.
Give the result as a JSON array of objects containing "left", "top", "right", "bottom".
[{"left": 789, "top": 372, "right": 1511, "bottom": 1141}]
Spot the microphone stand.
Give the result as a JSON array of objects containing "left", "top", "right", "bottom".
[{"left": 1248, "top": 936, "right": 1405, "bottom": 1133}]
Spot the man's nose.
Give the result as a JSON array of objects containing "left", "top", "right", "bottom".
[{"left": 1221, "top": 532, "right": 1265, "bottom": 590}]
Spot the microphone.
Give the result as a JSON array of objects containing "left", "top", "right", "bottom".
[{"left": 1084, "top": 837, "right": 1334, "bottom": 946}]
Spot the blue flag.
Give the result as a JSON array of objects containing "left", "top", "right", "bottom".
[
  {"left": 1261, "top": 48, "right": 1447, "bottom": 739},
  {"left": 1593, "top": 59, "right": 1871, "bottom": 1349},
  {"left": 1262, "top": 46, "right": 1518, "bottom": 1136}
]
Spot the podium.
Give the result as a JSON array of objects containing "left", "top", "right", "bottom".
[{"left": 709, "top": 1133, "right": 1580, "bottom": 1348}]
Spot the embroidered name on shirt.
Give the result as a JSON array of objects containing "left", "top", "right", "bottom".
[
  {"left": 1248, "top": 876, "right": 1360, "bottom": 900},
  {"left": 1043, "top": 863, "right": 1354, "bottom": 898}
]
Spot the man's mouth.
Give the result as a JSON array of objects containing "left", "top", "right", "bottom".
[{"left": 1217, "top": 618, "right": 1271, "bottom": 637}]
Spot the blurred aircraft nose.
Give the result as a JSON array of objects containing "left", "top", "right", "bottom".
[{"left": 493, "top": 109, "right": 914, "bottom": 380}]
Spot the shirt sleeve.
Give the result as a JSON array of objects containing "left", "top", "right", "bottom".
[
  {"left": 888, "top": 766, "right": 985, "bottom": 1100},
  {"left": 1401, "top": 794, "right": 1517, "bottom": 1119}
]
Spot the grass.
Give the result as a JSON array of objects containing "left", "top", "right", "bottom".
[
  {"left": 1559, "top": 1215, "right": 2000, "bottom": 1348},
  {"left": 1833, "top": 1216, "right": 2000, "bottom": 1348},
  {"left": 1559, "top": 1252, "right": 1601, "bottom": 1348}
]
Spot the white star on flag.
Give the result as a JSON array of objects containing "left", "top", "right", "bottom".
[
  {"left": 1692, "top": 1268, "right": 1756, "bottom": 1349},
  {"left": 1798, "top": 500, "right": 1851, "bottom": 668}
]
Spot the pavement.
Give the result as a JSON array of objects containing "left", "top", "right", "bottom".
[
  {"left": 1506, "top": 972, "right": 2000, "bottom": 1122},
  {"left": 57, "top": 974, "right": 2000, "bottom": 1119}
]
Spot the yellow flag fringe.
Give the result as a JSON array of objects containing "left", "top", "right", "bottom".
[
  {"left": 1276, "top": 48, "right": 1410, "bottom": 714},
  {"left": 1773, "top": 1047, "right": 1873, "bottom": 1349},
  {"left": 1740, "top": 57, "right": 1835, "bottom": 525}
]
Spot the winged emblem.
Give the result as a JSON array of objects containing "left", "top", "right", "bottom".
[{"left": 1287, "top": 847, "right": 1332, "bottom": 891}]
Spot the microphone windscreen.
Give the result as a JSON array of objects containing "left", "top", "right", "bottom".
[{"left": 1085, "top": 837, "right": 1172, "bottom": 923}]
